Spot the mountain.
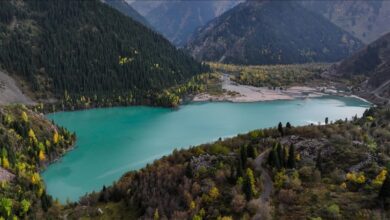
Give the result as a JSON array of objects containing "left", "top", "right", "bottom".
[
  {"left": 335, "top": 32, "right": 390, "bottom": 99},
  {"left": 102, "top": 0, "right": 151, "bottom": 28},
  {"left": 139, "top": 0, "right": 242, "bottom": 46},
  {"left": 128, "top": 0, "right": 163, "bottom": 16},
  {"left": 300, "top": 0, "right": 390, "bottom": 44},
  {"left": 0, "top": 0, "right": 205, "bottom": 103},
  {"left": 186, "top": 1, "right": 364, "bottom": 65}
]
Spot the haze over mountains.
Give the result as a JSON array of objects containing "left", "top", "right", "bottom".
[
  {"left": 102, "top": 0, "right": 151, "bottom": 28},
  {"left": 129, "top": 0, "right": 242, "bottom": 46},
  {"left": 300, "top": 0, "right": 390, "bottom": 44},
  {"left": 186, "top": 1, "right": 363, "bottom": 65}
]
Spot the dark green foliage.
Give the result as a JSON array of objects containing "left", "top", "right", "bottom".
[
  {"left": 240, "top": 145, "right": 247, "bottom": 168},
  {"left": 0, "top": 0, "right": 205, "bottom": 101},
  {"left": 278, "top": 122, "right": 284, "bottom": 136},
  {"left": 247, "top": 144, "right": 257, "bottom": 159},
  {"left": 316, "top": 150, "right": 323, "bottom": 172},
  {"left": 277, "top": 143, "right": 285, "bottom": 168},
  {"left": 286, "top": 122, "right": 292, "bottom": 129},
  {"left": 325, "top": 117, "right": 329, "bottom": 125},
  {"left": 41, "top": 192, "right": 52, "bottom": 212},
  {"left": 243, "top": 174, "right": 253, "bottom": 201},
  {"left": 268, "top": 144, "right": 281, "bottom": 169},
  {"left": 185, "top": 162, "right": 193, "bottom": 178},
  {"left": 379, "top": 173, "right": 390, "bottom": 200},
  {"left": 287, "top": 144, "right": 296, "bottom": 169}
]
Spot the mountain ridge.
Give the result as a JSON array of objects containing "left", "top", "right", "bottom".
[{"left": 186, "top": 1, "right": 363, "bottom": 65}]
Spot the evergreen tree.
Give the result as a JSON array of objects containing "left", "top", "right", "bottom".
[
  {"left": 379, "top": 173, "right": 390, "bottom": 200},
  {"left": 269, "top": 145, "right": 281, "bottom": 169},
  {"left": 287, "top": 144, "right": 296, "bottom": 169},
  {"left": 243, "top": 168, "right": 256, "bottom": 201},
  {"left": 240, "top": 145, "right": 248, "bottom": 168},
  {"left": 316, "top": 150, "right": 323, "bottom": 172},
  {"left": 325, "top": 117, "right": 329, "bottom": 125},
  {"left": 278, "top": 122, "right": 284, "bottom": 136},
  {"left": 277, "top": 143, "right": 284, "bottom": 168},
  {"left": 185, "top": 162, "right": 193, "bottom": 178},
  {"left": 286, "top": 122, "right": 292, "bottom": 129},
  {"left": 247, "top": 144, "right": 257, "bottom": 159},
  {"left": 236, "top": 157, "right": 243, "bottom": 178}
]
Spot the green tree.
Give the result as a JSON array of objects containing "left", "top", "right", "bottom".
[
  {"left": 20, "top": 199, "right": 30, "bottom": 216},
  {"left": 287, "top": 144, "right": 296, "bottom": 169},
  {"left": 240, "top": 145, "right": 247, "bottom": 168},
  {"left": 379, "top": 173, "right": 390, "bottom": 201},
  {"left": 325, "top": 117, "right": 329, "bottom": 125},
  {"left": 0, "top": 198, "right": 12, "bottom": 217},
  {"left": 243, "top": 168, "right": 257, "bottom": 200},
  {"left": 247, "top": 145, "right": 257, "bottom": 159},
  {"left": 316, "top": 150, "right": 323, "bottom": 172},
  {"left": 277, "top": 143, "right": 285, "bottom": 168},
  {"left": 278, "top": 122, "right": 284, "bottom": 136}
]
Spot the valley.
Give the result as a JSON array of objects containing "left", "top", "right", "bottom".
[{"left": 0, "top": 0, "right": 390, "bottom": 219}]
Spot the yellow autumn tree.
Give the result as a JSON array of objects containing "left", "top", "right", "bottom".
[
  {"left": 28, "top": 129, "right": 37, "bottom": 144},
  {"left": 53, "top": 131, "right": 59, "bottom": 145},
  {"left": 373, "top": 169, "right": 387, "bottom": 187},
  {"left": 1, "top": 157, "right": 9, "bottom": 169},
  {"left": 209, "top": 186, "right": 220, "bottom": 200},
  {"left": 21, "top": 111, "right": 28, "bottom": 123},
  {"left": 31, "top": 172, "right": 41, "bottom": 185},
  {"left": 39, "top": 150, "right": 46, "bottom": 161},
  {"left": 346, "top": 172, "right": 366, "bottom": 184}
]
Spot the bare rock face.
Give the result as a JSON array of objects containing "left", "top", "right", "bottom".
[{"left": 0, "top": 167, "right": 15, "bottom": 182}]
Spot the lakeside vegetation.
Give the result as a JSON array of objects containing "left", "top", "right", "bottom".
[
  {"left": 0, "top": 105, "right": 75, "bottom": 219},
  {"left": 209, "top": 62, "right": 331, "bottom": 88},
  {"left": 62, "top": 106, "right": 390, "bottom": 219}
]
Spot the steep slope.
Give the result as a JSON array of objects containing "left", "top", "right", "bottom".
[
  {"left": 300, "top": 0, "right": 390, "bottom": 44},
  {"left": 0, "top": 0, "right": 205, "bottom": 103},
  {"left": 336, "top": 32, "right": 390, "bottom": 99},
  {"left": 186, "top": 1, "right": 364, "bottom": 65},
  {"left": 102, "top": 0, "right": 151, "bottom": 28},
  {"left": 0, "top": 105, "right": 75, "bottom": 218},
  {"left": 143, "top": 0, "right": 242, "bottom": 46},
  {"left": 128, "top": 0, "right": 163, "bottom": 16}
]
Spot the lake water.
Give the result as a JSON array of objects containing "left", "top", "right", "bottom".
[{"left": 42, "top": 97, "right": 370, "bottom": 202}]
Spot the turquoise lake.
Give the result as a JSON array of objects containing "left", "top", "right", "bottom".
[{"left": 42, "top": 96, "right": 371, "bottom": 202}]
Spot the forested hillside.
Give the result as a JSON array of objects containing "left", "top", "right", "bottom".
[
  {"left": 0, "top": 105, "right": 75, "bottom": 218},
  {"left": 0, "top": 0, "right": 205, "bottom": 104},
  {"left": 102, "top": 0, "right": 151, "bottom": 29},
  {"left": 301, "top": 0, "right": 390, "bottom": 43},
  {"left": 66, "top": 107, "right": 390, "bottom": 219},
  {"left": 186, "top": 1, "right": 363, "bottom": 65}
]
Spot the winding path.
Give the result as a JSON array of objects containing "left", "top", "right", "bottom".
[{"left": 254, "top": 149, "right": 273, "bottom": 202}]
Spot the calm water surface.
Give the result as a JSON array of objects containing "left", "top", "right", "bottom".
[{"left": 42, "top": 97, "right": 370, "bottom": 202}]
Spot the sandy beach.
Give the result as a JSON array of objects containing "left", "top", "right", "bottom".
[{"left": 193, "top": 74, "right": 333, "bottom": 102}]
